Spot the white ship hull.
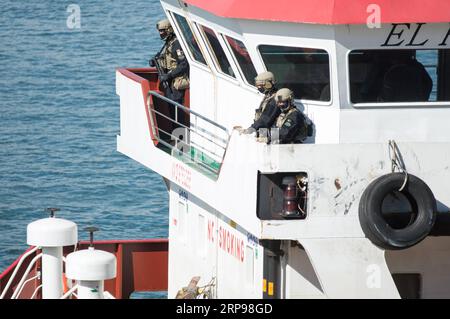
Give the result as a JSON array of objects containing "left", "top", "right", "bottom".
[
  {"left": 116, "top": 67, "right": 450, "bottom": 298},
  {"left": 115, "top": 0, "right": 450, "bottom": 299}
]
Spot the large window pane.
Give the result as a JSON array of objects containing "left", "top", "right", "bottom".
[
  {"left": 224, "top": 36, "right": 257, "bottom": 84},
  {"left": 172, "top": 13, "right": 207, "bottom": 65},
  {"left": 259, "top": 45, "right": 330, "bottom": 102},
  {"left": 348, "top": 49, "right": 450, "bottom": 103},
  {"left": 199, "top": 25, "right": 235, "bottom": 78}
]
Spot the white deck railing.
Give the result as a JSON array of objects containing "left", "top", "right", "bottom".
[
  {"left": 0, "top": 246, "right": 41, "bottom": 299},
  {"left": 147, "top": 91, "right": 230, "bottom": 177}
]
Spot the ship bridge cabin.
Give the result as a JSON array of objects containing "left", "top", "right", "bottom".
[
  {"left": 161, "top": 0, "right": 450, "bottom": 144},
  {"left": 116, "top": 0, "right": 450, "bottom": 299}
]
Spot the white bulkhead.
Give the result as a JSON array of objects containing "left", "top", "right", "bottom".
[
  {"left": 168, "top": 182, "right": 264, "bottom": 298},
  {"left": 116, "top": 0, "right": 450, "bottom": 298}
]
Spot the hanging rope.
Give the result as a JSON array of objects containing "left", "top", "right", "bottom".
[{"left": 388, "top": 140, "right": 408, "bottom": 192}]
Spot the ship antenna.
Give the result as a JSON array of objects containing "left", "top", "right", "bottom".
[{"left": 84, "top": 226, "right": 99, "bottom": 248}]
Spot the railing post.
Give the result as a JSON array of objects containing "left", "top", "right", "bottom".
[
  {"left": 35, "top": 249, "right": 42, "bottom": 299},
  {"left": 148, "top": 91, "right": 231, "bottom": 176},
  {"left": 175, "top": 104, "right": 178, "bottom": 124},
  {"left": 115, "top": 243, "right": 123, "bottom": 299}
]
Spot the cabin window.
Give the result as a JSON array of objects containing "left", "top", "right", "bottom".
[
  {"left": 259, "top": 45, "right": 331, "bottom": 102},
  {"left": 224, "top": 36, "right": 257, "bottom": 85},
  {"left": 172, "top": 13, "right": 207, "bottom": 65},
  {"left": 198, "top": 25, "right": 236, "bottom": 78},
  {"left": 349, "top": 49, "right": 450, "bottom": 104}
]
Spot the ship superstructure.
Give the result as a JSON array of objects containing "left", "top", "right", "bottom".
[
  {"left": 114, "top": 0, "right": 450, "bottom": 298},
  {"left": 2, "top": 0, "right": 450, "bottom": 300}
]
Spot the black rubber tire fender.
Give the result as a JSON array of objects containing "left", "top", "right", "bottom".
[{"left": 359, "top": 173, "right": 437, "bottom": 250}]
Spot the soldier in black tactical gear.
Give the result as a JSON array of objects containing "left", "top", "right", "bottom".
[
  {"left": 242, "top": 71, "right": 280, "bottom": 135},
  {"left": 266, "top": 88, "right": 309, "bottom": 144},
  {"left": 150, "top": 19, "right": 189, "bottom": 106}
]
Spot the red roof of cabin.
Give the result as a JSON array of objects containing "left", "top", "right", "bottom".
[{"left": 183, "top": 0, "right": 450, "bottom": 25}]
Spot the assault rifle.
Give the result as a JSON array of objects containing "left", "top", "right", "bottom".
[{"left": 150, "top": 48, "right": 172, "bottom": 93}]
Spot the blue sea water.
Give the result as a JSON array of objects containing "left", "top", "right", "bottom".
[{"left": 0, "top": 0, "right": 168, "bottom": 274}]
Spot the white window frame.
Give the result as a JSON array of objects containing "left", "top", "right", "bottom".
[
  {"left": 346, "top": 48, "right": 450, "bottom": 109},
  {"left": 194, "top": 22, "right": 241, "bottom": 84},
  {"left": 257, "top": 44, "right": 334, "bottom": 106},
  {"left": 168, "top": 10, "right": 211, "bottom": 72},
  {"left": 221, "top": 33, "right": 258, "bottom": 89}
]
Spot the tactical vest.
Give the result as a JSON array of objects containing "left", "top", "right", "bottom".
[
  {"left": 255, "top": 92, "right": 276, "bottom": 121},
  {"left": 276, "top": 108, "right": 297, "bottom": 128},
  {"left": 158, "top": 37, "right": 178, "bottom": 72},
  {"left": 157, "top": 37, "right": 189, "bottom": 90}
]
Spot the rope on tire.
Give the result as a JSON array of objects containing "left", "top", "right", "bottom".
[{"left": 388, "top": 140, "right": 408, "bottom": 191}]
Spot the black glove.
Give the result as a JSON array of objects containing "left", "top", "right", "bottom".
[
  {"left": 159, "top": 73, "right": 170, "bottom": 82},
  {"left": 149, "top": 58, "right": 156, "bottom": 67}
]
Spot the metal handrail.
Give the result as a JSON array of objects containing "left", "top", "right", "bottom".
[
  {"left": 11, "top": 253, "right": 43, "bottom": 299},
  {"left": 147, "top": 92, "right": 229, "bottom": 147},
  {"left": 156, "top": 137, "right": 219, "bottom": 175},
  {"left": 190, "top": 121, "right": 228, "bottom": 145},
  {"left": 30, "top": 284, "right": 42, "bottom": 299},
  {"left": 60, "top": 284, "right": 78, "bottom": 299},
  {"left": 148, "top": 91, "right": 229, "bottom": 133},
  {"left": 190, "top": 140, "right": 225, "bottom": 160},
  {"left": 147, "top": 91, "right": 230, "bottom": 176},
  {"left": 0, "top": 246, "right": 40, "bottom": 299},
  {"left": 150, "top": 107, "right": 227, "bottom": 150},
  {"left": 14, "top": 272, "right": 40, "bottom": 299}
]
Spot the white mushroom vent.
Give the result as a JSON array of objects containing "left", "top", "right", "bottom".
[
  {"left": 66, "top": 227, "right": 116, "bottom": 281},
  {"left": 27, "top": 208, "right": 77, "bottom": 247},
  {"left": 66, "top": 247, "right": 117, "bottom": 281}
]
